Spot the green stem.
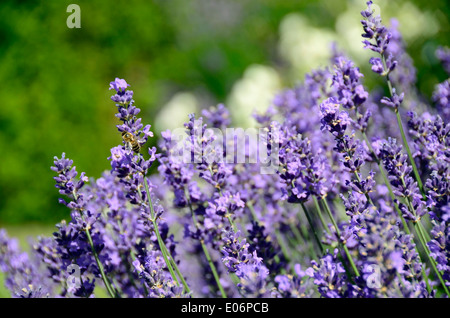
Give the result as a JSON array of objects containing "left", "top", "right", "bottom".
[
  {"left": 362, "top": 132, "right": 411, "bottom": 233},
  {"left": 289, "top": 222, "right": 314, "bottom": 260},
  {"left": 72, "top": 190, "right": 117, "bottom": 298},
  {"left": 226, "top": 215, "right": 237, "bottom": 233},
  {"left": 300, "top": 202, "right": 324, "bottom": 255},
  {"left": 115, "top": 219, "right": 150, "bottom": 296},
  {"left": 186, "top": 194, "right": 227, "bottom": 298},
  {"left": 85, "top": 227, "right": 118, "bottom": 298},
  {"left": 198, "top": 238, "right": 227, "bottom": 298},
  {"left": 363, "top": 132, "right": 435, "bottom": 291},
  {"left": 321, "top": 199, "right": 360, "bottom": 277},
  {"left": 417, "top": 221, "right": 431, "bottom": 246},
  {"left": 394, "top": 110, "right": 425, "bottom": 197},
  {"left": 381, "top": 54, "right": 424, "bottom": 197},
  {"left": 247, "top": 201, "right": 295, "bottom": 264},
  {"left": 399, "top": 181, "right": 449, "bottom": 296},
  {"left": 353, "top": 171, "right": 375, "bottom": 207},
  {"left": 144, "top": 179, "right": 180, "bottom": 287},
  {"left": 313, "top": 196, "right": 329, "bottom": 233},
  {"left": 274, "top": 230, "right": 291, "bottom": 263},
  {"left": 162, "top": 243, "right": 191, "bottom": 294},
  {"left": 414, "top": 222, "right": 450, "bottom": 297}
]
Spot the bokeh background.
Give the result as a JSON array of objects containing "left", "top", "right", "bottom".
[{"left": 0, "top": 0, "right": 448, "bottom": 251}]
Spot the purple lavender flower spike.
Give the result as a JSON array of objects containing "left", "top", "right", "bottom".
[
  {"left": 436, "top": 46, "right": 450, "bottom": 75},
  {"left": 361, "top": 1, "right": 391, "bottom": 55},
  {"left": 380, "top": 88, "right": 404, "bottom": 111},
  {"left": 110, "top": 78, "right": 130, "bottom": 92}
]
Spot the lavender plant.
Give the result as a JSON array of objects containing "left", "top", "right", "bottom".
[{"left": 0, "top": 1, "right": 449, "bottom": 298}]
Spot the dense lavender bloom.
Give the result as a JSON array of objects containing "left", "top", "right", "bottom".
[
  {"left": 158, "top": 129, "right": 199, "bottom": 208},
  {"left": 108, "top": 78, "right": 158, "bottom": 211},
  {"left": 81, "top": 171, "right": 157, "bottom": 297},
  {"left": 358, "top": 206, "right": 429, "bottom": 297},
  {"left": 369, "top": 57, "right": 384, "bottom": 74},
  {"left": 235, "top": 258, "right": 271, "bottom": 298},
  {"left": 328, "top": 52, "right": 374, "bottom": 134},
  {"left": 407, "top": 112, "right": 449, "bottom": 166},
  {"left": 278, "top": 130, "right": 336, "bottom": 202},
  {"left": 426, "top": 163, "right": 450, "bottom": 220},
  {"left": 319, "top": 98, "right": 369, "bottom": 174},
  {"left": 51, "top": 153, "right": 89, "bottom": 211},
  {"left": 222, "top": 230, "right": 253, "bottom": 273},
  {"left": 319, "top": 98, "right": 351, "bottom": 138},
  {"left": 205, "top": 191, "right": 244, "bottom": 227},
  {"left": 183, "top": 113, "right": 232, "bottom": 190},
  {"left": 3, "top": 1, "right": 450, "bottom": 298},
  {"left": 109, "top": 77, "right": 130, "bottom": 92},
  {"left": 50, "top": 153, "right": 108, "bottom": 297},
  {"left": 108, "top": 79, "right": 188, "bottom": 297},
  {"left": 182, "top": 113, "right": 246, "bottom": 242}
]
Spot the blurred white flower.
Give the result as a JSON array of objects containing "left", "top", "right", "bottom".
[
  {"left": 395, "top": 2, "right": 439, "bottom": 41},
  {"left": 278, "top": 13, "right": 336, "bottom": 77},
  {"left": 227, "top": 64, "right": 281, "bottom": 127},
  {"left": 335, "top": 4, "right": 373, "bottom": 65},
  {"left": 155, "top": 92, "right": 198, "bottom": 132}
]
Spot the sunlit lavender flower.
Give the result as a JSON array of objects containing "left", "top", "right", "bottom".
[{"left": 360, "top": 1, "right": 397, "bottom": 76}]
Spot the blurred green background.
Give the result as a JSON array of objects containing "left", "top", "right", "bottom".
[{"left": 0, "top": 0, "right": 448, "bottom": 233}]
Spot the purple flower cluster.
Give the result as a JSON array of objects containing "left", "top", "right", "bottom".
[{"left": 1, "top": 1, "right": 449, "bottom": 298}]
